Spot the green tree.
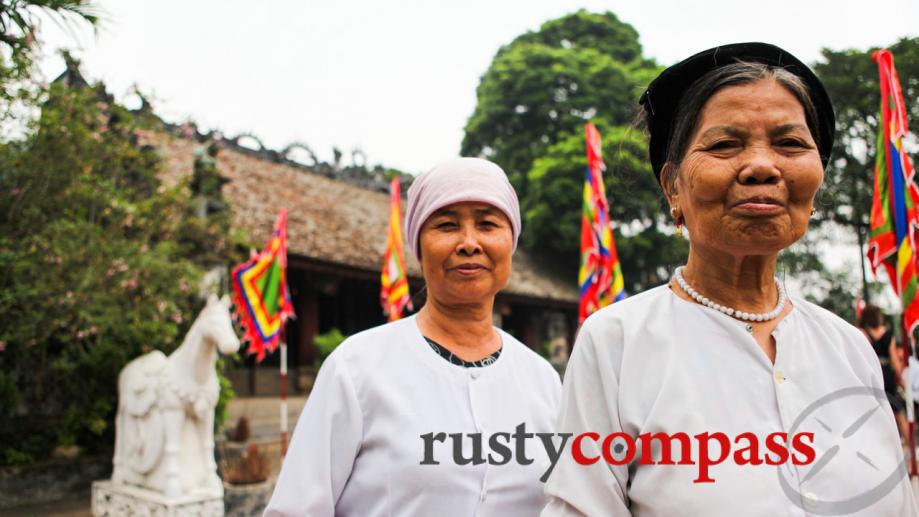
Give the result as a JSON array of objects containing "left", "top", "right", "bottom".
[
  {"left": 462, "top": 10, "right": 685, "bottom": 290},
  {"left": 462, "top": 10, "right": 659, "bottom": 197},
  {"left": 812, "top": 37, "right": 919, "bottom": 302},
  {"left": 0, "top": 71, "right": 244, "bottom": 464},
  {"left": 524, "top": 120, "right": 687, "bottom": 290}
]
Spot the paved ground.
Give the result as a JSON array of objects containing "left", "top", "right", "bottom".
[{"left": 0, "top": 497, "right": 91, "bottom": 517}]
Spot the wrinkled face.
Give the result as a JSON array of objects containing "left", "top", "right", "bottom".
[
  {"left": 419, "top": 202, "right": 513, "bottom": 306},
  {"left": 664, "top": 78, "right": 824, "bottom": 257}
]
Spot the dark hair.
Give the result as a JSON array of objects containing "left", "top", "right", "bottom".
[
  {"left": 650, "top": 61, "right": 822, "bottom": 192},
  {"left": 857, "top": 304, "right": 885, "bottom": 329}
]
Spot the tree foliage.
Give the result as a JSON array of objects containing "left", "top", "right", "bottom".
[
  {"left": 0, "top": 74, "right": 244, "bottom": 464},
  {"left": 524, "top": 120, "right": 686, "bottom": 291},
  {"left": 462, "top": 10, "right": 685, "bottom": 290},
  {"left": 462, "top": 10, "right": 658, "bottom": 195}
]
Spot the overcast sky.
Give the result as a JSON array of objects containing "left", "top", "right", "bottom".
[{"left": 34, "top": 0, "right": 919, "bottom": 175}]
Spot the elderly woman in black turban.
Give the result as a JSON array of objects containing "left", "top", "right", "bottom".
[{"left": 542, "top": 43, "right": 918, "bottom": 517}]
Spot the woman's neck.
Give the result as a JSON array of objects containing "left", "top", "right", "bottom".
[
  {"left": 680, "top": 245, "right": 781, "bottom": 313},
  {"left": 416, "top": 297, "right": 501, "bottom": 360}
]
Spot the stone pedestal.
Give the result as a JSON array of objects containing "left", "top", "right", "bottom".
[{"left": 92, "top": 480, "right": 224, "bottom": 517}]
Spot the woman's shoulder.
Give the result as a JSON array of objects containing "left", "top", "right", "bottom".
[
  {"left": 789, "top": 296, "right": 874, "bottom": 356},
  {"left": 880, "top": 327, "right": 895, "bottom": 344},
  {"left": 790, "top": 297, "right": 865, "bottom": 338},
  {"left": 593, "top": 283, "right": 671, "bottom": 315},
  {"left": 327, "top": 317, "right": 419, "bottom": 367},
  {"left": 790, "top": 296, "right": 886, "bottom": 385},
  {"left": 498, "top": 330, "right": 560, "bottom": 381},
  {"left": 579, "top": 284, "right": 672, "bottom": 334},
  {"left": 566, "top": 285, "right": 675, "bottom": 366}
]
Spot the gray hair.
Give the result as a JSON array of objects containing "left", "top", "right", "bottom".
[{"left": 654, "top": 61, "right": 822, "bottom": 192}]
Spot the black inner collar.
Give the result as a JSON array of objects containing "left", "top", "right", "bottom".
[{"left": 423, "top": 336, "right": 502, "bottom": 368}]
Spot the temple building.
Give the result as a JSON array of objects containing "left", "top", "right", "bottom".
[{"left": 151, "top": 129, "right": 578, "bottom": 396}]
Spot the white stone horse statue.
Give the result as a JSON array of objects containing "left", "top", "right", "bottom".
[{"left": 112, "top": 294, "right": 240, "bottom": 498}]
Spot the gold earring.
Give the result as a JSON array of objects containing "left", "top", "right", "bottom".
[
  {"left": 670, "top": 207, "right": 683, "bottom": 237},
  {"left": 810, "top": 208, "right": 816, "bottom": 216}
]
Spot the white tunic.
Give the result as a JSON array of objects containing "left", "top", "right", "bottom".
[
  {"left": 265, "top": 315, "right": 562, "bottom": 517},
  {"left": 543, "top": 285, "right": 919, "bottom": 517}
]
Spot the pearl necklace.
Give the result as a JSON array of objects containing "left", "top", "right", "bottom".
[{"left": 672, "top": 266, "right": 787, "bottom": 322}]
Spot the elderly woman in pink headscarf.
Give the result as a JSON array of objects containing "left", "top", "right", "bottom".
[{"left": 265, "top": 158, "right": 562, "bottom": 517}]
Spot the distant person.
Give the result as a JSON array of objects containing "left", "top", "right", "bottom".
[
  {"left": 542, "top": 42, "right": 918, "bottom": 516},
  {"left": 858, "top": 304, "right": 909, "bottom": 444},
  {"left": 265, "top": 158, "right": 561, "bottom": 516}
]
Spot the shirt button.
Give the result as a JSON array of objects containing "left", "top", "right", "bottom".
[
  {"left": 470, "top": 370, "right": 481, "bottom": 380},
  {"left": 774, "top": 370, "right": 786, "bottom": 384}
]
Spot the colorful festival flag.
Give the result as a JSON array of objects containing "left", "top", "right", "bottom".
[
  {"left": 381, "top": 178, "right": 412, "bottom": 321},
  {"left": 232, "top": 209, "right": 295, "bottom": 361},
  {"left": 578, "top": 122, "right": 625, "bottom": 323},
  {"left": 867, "top": 49, "right": 919, "bottom": 342}
]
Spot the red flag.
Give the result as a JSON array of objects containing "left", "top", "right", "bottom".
[
  {"left": 866, "top": 50, "right": 919, "bottom": 343},
  {"left": 380, "top": 178, "right": 412, "bottom": 321},
  {"left": 578, "top": 123, "right": 625, "bottom": 323}
]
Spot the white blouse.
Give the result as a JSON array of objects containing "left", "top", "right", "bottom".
[
  {"left": 543, "top": 285, "right": 918, "bottom": 517},
  {"left": 264, "top": 315, "right": 562, "bottom": 517}
]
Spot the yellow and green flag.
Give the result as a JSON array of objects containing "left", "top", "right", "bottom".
[{"left": 232, "top": 209, "right": 295, "bottom": 361}]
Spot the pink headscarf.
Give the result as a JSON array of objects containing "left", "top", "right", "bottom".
[{"left": 405, "top": 157, "right": 521, "bottom": 259}]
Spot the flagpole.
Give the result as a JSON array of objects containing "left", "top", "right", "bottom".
[{"left": 280, "top": 326, "right": 289, "bottom": 458}]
